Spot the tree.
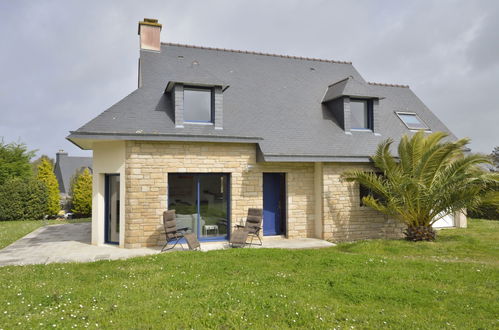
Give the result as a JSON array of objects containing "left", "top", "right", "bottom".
[
  {"left": 36, "top": 157, "right": 60, "bottom": 215},
  {"left": 491, "top": 146, "right": 499, "bottom": 172},
  {"left": 0, "top": 139, "right": 36, "bottom": 185},
  {"left": 32, "top": 155, "right": 54, "bottom": 176},
  {"left": 467, "top": 146, "right": 499, "bottom": 219},
  {"left": 71, "top": 168, "right": 92, "bottom": 216},
  {"left": 343, "top": 131, "right": 499, "bottom": 241}
]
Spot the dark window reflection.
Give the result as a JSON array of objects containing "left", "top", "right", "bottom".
[
  {"left": 168, "top": 173, "right": 229, "bottom": 239},
  {"left": 350, "top": 99, "right": 368, "bottom": 129},
  {"left": 184, "top": 87, "right": 212, "bottom": 122}
]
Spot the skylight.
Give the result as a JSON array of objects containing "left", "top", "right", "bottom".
[{"left": 396, "top": 112, "right": 429, "bottom": 130}]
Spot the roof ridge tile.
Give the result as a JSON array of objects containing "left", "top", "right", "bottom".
[
  {"left": 161, "top": 42, "right": 352, "bottom": 64},
  {"left": 367, "top": 81, "right": 409, "bottom": 88}
]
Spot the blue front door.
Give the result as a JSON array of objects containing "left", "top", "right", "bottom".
[{"left": 263, "top": 173, "right": 285, "bottom": 236}]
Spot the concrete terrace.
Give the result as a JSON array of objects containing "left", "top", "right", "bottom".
[{"left": 0, "top": 222, "right": 334, "bottom": 266}]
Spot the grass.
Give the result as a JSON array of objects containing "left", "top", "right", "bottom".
[
  {"left": 0, "top": 219, "right": 497, "bottom": 329},
  {"left": 0, "top": 218, "right": 90, "bottom": 249}
]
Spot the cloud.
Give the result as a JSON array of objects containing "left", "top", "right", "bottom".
[{"left": 0, "top": 0, "right": 497, "bottom": 157}]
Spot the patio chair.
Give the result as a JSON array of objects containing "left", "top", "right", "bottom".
[
  {"left": 184, "top": 232, "right": 201, "bottom": 251},
  {"left": 229, "top": 228, "right": 249, "bottom": 248},
  {"left": 232, "top": 208, "right": 263, "bottom": 247},
  {"left": 161, "top": 210, "right": 189, "bottom": 251}
]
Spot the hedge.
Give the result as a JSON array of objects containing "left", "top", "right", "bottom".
[{"left": 0, "top": 177, "right": 48, "bottom": 221}]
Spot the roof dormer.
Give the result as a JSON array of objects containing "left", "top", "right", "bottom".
[
  {"left": 166, "top": 81, "right": 227, "bottom": 130},
  {"left": 322, "top": 76, "right": 383, "bottom": 135}
]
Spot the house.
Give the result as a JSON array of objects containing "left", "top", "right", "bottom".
[
  {"left": 54, "top": 150, "right": 92, "bottom": 197},
  {"left": 67, "top": 18, "right": 464, "bottom": 248}
]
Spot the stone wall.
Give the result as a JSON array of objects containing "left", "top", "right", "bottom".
[
  {"left": 124, "top": 141, "right": 315, "bottom": 248},
  {"left": 322, "top": 163, "right": 405, "bottom": 241},
  {"left": 122, "top": 140, "right": 404, "bottom": 248}
]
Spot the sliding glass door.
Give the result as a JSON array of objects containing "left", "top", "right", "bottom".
[{"left": 168, "top": 173, "right": 229, "bottom": 241}]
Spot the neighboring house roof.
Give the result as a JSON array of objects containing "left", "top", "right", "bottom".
[
  {"left": 54, "top": 152, "right": 92, "bottom": 195},
  {"left": 68, "top": 43, "right": 456, "bottom": 162}
]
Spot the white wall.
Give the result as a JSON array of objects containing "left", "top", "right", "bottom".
[{"left": 92, "top": 141, "right": 126, "bottom": 247}]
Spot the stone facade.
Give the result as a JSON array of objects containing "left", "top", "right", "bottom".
[
  {"left": 121, "top": 140, "right": 403, "bottom": 248},
  {"left": 322, "top": 163, "right": 405, "bottom": 241},
  {"left": 124, "top": 141, "right": 315, "bottom": 248}
]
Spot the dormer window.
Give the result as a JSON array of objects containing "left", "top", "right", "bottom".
[
  {"left": 184, "top": 87, "right": 213, "bottom": 123},
  {"left": 350, "top": 99, "right": 373, "bottom": 130},
  {"left": 168, "top": 82, "right": 224, "bottom": 129},
  {"left": 322, "top": 77, "right": 381, "bottom": 134},
  {"left": 396, "top": 112, "right": 429, "bottom": 130}
]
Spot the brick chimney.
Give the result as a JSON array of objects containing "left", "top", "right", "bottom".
[{"left": 138, "top": 18, "right": 162, "bottom": 51}]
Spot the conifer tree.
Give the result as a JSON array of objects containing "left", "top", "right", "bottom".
[
  {"left": 36, "top": 157, "right": 60, "bottom": 215},
  {"left": 71, "top": 168, "right": 92, "bottom": 216}
]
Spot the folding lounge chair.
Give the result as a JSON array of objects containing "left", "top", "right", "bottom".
[
  {"left": 231, "top": 208, "right": 263, "bottom": 247},
  {"left": 161, "top": 210, "right": 189, "bottom": 251},
  {"left": 229, "top": 228, "right": 249, "bottom": 248},
  {"left": 184, "top": 232, "right": 201, "bottom": 251}
]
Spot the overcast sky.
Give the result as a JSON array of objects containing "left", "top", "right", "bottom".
[{"left": 0, "top": 0, "right": 497, "bottom": 159}]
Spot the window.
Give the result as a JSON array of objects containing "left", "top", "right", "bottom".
[
  {"left": 350, "top": 99, "right": 373, "bottom": 130},
  {"left": 359, "top": 184, "right": 372, "bottom": 207},
  {"left": 184, "top": 87, "right": 213, "bottom": 123},
  {"left": 168, "top": 173, "right": 229, "bottom": 241},
  {"left": 359, "top": 172, "right": 385, "bottom": 207},
  {"left": 359, "top": 184, "right": 386, "bottom": 207},
  {"left": 396, "top": 112, "right": 429, "bottom": 130},
  {"left": 105, "top": 174, "right": 120, "bottom": 244}
]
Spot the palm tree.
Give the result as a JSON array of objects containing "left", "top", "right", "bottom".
[{"left": 343, "top": 131, "right": 499, "bottom": 241}]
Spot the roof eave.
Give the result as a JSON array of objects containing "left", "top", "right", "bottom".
[
  {"left": 260, "top": 154, "right": 372, "bottom": 163},
  {"left": 322, "top": 94, "right": 385, "bottom": 103},
  {"left": 67, "top": 131, "right": 263, "bottom": 149},
  {"left": 165, "top": 81, "right": 229, "bottom": 92}
]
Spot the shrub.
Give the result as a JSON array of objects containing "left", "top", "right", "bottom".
[
  {"left": 36, "top": 157, "right": 60, "bottom": 215},
  {"left": 71, "top": 168, "right": 92, "bottom": 217},
  {"left": 0, "top": 177, "right": 48, "bottom": 220},
  {"left": 468, "top": 205, "right": 499, "bottom": 220},
  {"left": 468, "top": 189, "right": 499, "bottom": 220}
]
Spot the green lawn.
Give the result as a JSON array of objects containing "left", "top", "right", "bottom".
[
  {"left": 0, "top": 218, "right": 90, "bottom": 249},
  {"left": 0, "top": 220, "right": 497, "bottom": 329}
]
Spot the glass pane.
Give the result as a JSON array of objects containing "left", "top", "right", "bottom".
[
  {"left": 168, "top": 174, "right": 199, "bottom": 235},
  {"left": 399, "top": 113, "right": 427, "bottom": 129},
  {"left": 350, "top": 100, "right": 368, "bottom": 129},
  {"left": 107, "top": 175, "right": 120, "bottom": 243},
  {"left": 199, "top": 174, "right": 228, "bottom": 238},
  {"left": 184, "top": 88, "right": 212, "bottom": 122}
]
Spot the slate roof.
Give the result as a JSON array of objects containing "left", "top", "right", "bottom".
[
  {"left": 322, "top": 76, "right": 383, "bottom": 102},
  {"left": 54, "top": 153, "right": 92, "bottom": 195},
  {"left": 68, "top": 43, "right": 456, "bottom": 162}
]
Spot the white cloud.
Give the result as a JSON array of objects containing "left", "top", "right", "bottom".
[{"left": 0, "top": 0, "right": 497, "bottom": 157}]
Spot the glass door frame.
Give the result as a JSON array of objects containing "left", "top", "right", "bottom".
[
  {"left": 168, "top": 173, "right": 231, "bottom": 242},
  {"left": 104, "top": 173, "right": 120, "bottom": 245}
]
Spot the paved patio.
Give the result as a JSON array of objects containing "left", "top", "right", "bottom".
[{"left": 0, "top": 222, "right": 334, "bottom": 266}]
